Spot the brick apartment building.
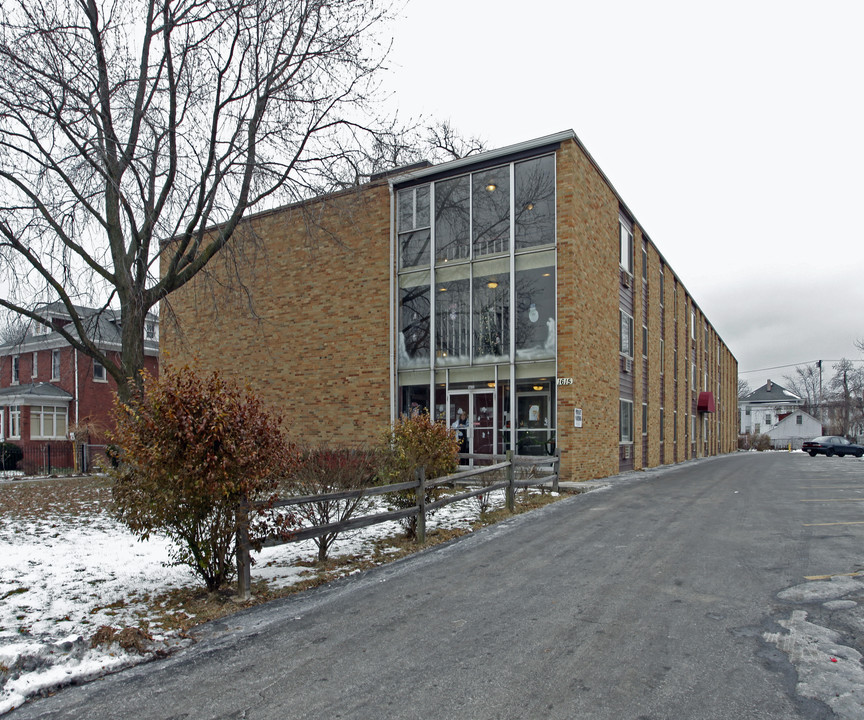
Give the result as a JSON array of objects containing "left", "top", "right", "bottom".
[
  {"left": 0, "top": 304, "right": 159, "bottom": 472},
  {"left": 162, "top": 130, "right": 738, "bottom": 482}
]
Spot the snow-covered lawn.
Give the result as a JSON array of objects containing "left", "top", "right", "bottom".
[{"left": 0, "top": 473, "right": 519, "bottom": 715}]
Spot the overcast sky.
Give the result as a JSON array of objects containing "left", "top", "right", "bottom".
[{"left": 384, "top": 0, "right": 863, "bottom": 385}]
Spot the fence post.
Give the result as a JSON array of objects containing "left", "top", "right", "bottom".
[
  {"left": 235, "top": 496, "right": 252, "bottom": 601},
  {"left": 506, "top": 450, "right": 515, "bottom": 512},
  {"left": 552, "top": 448, "right": 561, "bottom": 493},
  {"left": 415, "top": 466, "right": 426, "bottom": 544}
]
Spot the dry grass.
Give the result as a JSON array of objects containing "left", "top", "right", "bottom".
[{"left": 0, "top": 475, "right": 111, "bottom": 523}]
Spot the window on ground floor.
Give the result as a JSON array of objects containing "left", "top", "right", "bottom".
[
  {"left": 31, "top": 405, "right": 68, "bottom": 440},
  {"left": 620, "top": 399, "right": 633, "bottom": 443},
  {"left": 9, "top": 406, "right": 20, "bottom": 439}
]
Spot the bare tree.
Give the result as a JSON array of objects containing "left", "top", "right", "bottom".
[
  {"left": 0, "top": 0, "right": 397, "bottom": 399},
  {"left": 0, "top": 315, "right": 26, "bottom": 346},
  {"left": 783, "top": 364, "right": 820, "bottom": 416},
  {"left": 825, "top": 359, "right": 864, "bottom": 437},
  {"left": 316, "top": 118, "right": 487, "bottom": 190},
  {"left": 424, "top": 119, "right": 486, "bottom": 162},
  {"left": 737, "top": 377, "right": 751, "bottom": 399}
]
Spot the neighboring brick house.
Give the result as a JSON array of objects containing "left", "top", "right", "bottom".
[
  {"left": 0, "top": 304, "right": 159, "bottom": 472},
  {"left": 162, "top": 130, "right": 739, "bottom": 483}
]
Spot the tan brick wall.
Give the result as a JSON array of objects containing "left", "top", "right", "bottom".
[
  {"left": 162, "top": 182, "right": 392, "bottom": 447},
  {"left": 162, "top": 137, "right": 739, "bottom": 479},
  {"left": 555, "top": 139, "right": 620, "bottom": 481}
]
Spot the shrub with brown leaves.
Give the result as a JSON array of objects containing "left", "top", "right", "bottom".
[
  {"left": 110, "top": 365, "right": 297, "bottom": 591},
  {"left": 377, "top": 410, "right": 459, "bottom": 539}
]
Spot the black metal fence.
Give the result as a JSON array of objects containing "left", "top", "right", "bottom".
[
  {"left": 76, "top": 444, "right": 111, "bottom": 473},
  {"left": 17, "top": 442, "right": 74, "bottom": 475},
  {"left": 0, "top": 442, "right": 111, "bottom": 475}
]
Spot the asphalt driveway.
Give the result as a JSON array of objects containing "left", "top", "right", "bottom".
[{"left": 11, "top": 452, "right": 864, "bottom": 719}]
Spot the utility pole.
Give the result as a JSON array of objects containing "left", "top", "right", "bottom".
[{"left": 817, "top": 360, "right": 823, "bottom": 432}]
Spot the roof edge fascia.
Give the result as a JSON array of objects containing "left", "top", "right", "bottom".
[{"left": 387, "top": 130, "right": 577, "bottom": 186}]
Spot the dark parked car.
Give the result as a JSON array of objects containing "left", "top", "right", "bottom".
[{"left": 802, "top": 436, "right": 864, "bottom": 458}]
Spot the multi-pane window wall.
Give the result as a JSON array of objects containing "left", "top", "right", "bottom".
[{"left": 397, "top": 154, "right": 556, "bottom": 370}]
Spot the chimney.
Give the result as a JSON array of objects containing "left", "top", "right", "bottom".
[{"left": 766, "top": 379, "right": 772, "bottom": 392}]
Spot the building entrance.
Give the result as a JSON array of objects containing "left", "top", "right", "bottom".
[{"left": 447, "top": 390, "right": 496, "bottom": 457}]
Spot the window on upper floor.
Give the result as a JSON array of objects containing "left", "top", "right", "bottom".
[
  {"left": 32, "top": 351, "right": 38, "bottom": 378},
  {"left": 642, "top": 243, "right": 648, "bottom": 281},
  {"left": 51, "top": 350, "right": 60, "bottom": 380},
  {"left": 399, "top": 155, "right": 555, "bottom": 272},
  {"left": 397, "top": 184, "right": 431, "bottom": 268},
  {"left": 473, "top": 167, "right": 510, "bottom": 257},
  {"left": 514, "top": 155, "right": 556, "bottom": 250},
  {"left": 796, "top": 415, "right": 803, "bottom": 425},
  {"left": 642, "top": 326, "right": 648, "bottom": 358},
  {"left": 12, "top": 355, "right": 19, "bottom": 384},
  {"left": 619, "top": 216, "right": 633, "bottom": 274},
  {"left": 93, "top": 360, "right": 107, "bottom": 382},
  {"left": 620, "top": 311, "right": 634, "bottom": 358},
  {"left": 659, "top": 267, "right": 665, "bottom": 305},
  {"left": 396, "top": 155, "right": 556, "bottom": 371}
]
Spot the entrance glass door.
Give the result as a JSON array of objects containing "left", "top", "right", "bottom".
[
  {"left": 448, "top": 390, "right": 497, "bottom": 458},
  {"left": 516, "top": 390, "right": 553, "bottom": 455}
]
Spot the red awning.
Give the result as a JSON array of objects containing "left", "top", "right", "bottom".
[{"left": 697, "top": 391, "right": 715, "bottom": 414}]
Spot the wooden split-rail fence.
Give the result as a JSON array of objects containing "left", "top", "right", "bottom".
[{"left": 235, "top": 449, "right": 561, "bottom": 599}]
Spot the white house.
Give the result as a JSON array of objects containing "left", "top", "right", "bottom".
[
  {"left": 766, "top": 409, "right": 822, "bottom": 449},
  {"left": 739, "top": 379, "right": 808, "bottom": 436}
]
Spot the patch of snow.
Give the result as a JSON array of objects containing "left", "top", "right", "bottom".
[
  {"left": 765, "top": 610, "right": 864, "bottom": 719},
  {"left": 777, "top": 577, "right": 864, "bottom": 604},
  {"left": 1, "top": 481, "right": 513, "bottom": 714}
]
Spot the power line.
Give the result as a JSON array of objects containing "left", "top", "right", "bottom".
[{"left": 740, "top": 359, "right": 864, "bottom": 375}]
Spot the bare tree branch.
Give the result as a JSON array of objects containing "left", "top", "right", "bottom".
[{"left": 0, "top": 0, "right": 399, "bottom": 397}]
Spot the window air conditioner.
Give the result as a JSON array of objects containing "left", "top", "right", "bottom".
[{"left": 620, "top": 269, "right": 631, "bottom": 288}]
